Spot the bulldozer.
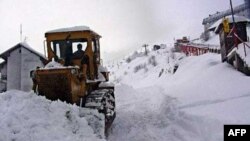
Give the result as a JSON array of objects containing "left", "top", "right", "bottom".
[{"left": 31, "top": 26, "right": 116, "bottom": 131}]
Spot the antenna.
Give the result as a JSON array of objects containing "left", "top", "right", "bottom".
[{"left": 20, "top": 24, "right": 22, "bottom": 42}]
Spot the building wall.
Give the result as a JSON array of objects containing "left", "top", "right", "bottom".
[
  {"left": 20, "top": 47, "right": 44, "bottom": 91},
  {"left": 5, "top": 46, "right": 44, "bottom": 92},
  {"left": 7, "top": 48, "right": 21, "bottom": 90}
]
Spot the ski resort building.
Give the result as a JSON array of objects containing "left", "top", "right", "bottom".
[{"left": 0, "top": 42, "right": 46, "bottom": 92}]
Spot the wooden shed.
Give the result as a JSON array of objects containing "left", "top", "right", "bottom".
[{"left": 215, "top": 16, "right": 250, "bottom": 62}]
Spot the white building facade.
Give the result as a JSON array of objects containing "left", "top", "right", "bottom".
[{"left": 0, "top": 42, "right": 46, "bottom": 92}]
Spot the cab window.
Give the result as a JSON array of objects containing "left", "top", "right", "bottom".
[{"left": 50, "top": 39, "right": 88, "bottom": 60}]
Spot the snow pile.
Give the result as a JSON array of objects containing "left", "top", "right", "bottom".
[
  {"left": 44, "top": 59, "right": 65, "bottom": 69},
  {"left": 0, "top": 90, "right": 105, "bottom": 141},
  {"left": 43, "top": 60, "right": 79, "bottom": 70}
]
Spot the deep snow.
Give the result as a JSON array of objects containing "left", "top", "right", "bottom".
[
  {"left": 107, "top": 47, "right": 250, "bottom": 141},
  {"left": 0, "top": 90, "right": 105, "bottom": 141}
]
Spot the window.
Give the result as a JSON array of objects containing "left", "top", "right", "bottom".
[
  {"left": 56, "top": 43, "right": 60, "bottom": 57},
  {"left": 72, "top": 42, "right": 87, "bottom": 53},
  {"left": 92, "top": 39, "right": 100, "bottom": 53},
  {"left": 50, "top": 39, "right": 88, "bottom": 60}
]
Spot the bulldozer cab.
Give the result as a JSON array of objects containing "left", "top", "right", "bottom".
[{"left": 45, "top": 26, "right": 101, "bottom": 80}]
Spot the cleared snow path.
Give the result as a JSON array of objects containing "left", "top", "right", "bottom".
[{"left": 108, "top": 84, "right": 223, "bottom": 141}]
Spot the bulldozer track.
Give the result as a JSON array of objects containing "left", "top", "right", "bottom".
[{"left": 85, "top": 89, "right": 116, "bottom": 132}]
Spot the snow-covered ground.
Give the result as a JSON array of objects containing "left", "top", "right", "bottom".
[
  {"left": 1, "top": 46, "right": 250, "bottom": 141},
  {"left": 0, "top": 91, "right": 105, "bottom": 141},
  {"left": 107, "top": 47, "right": 250, "bottom": 141}
]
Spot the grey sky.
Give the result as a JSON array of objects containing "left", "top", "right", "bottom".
[{"left": 0, "top": 0, "right": 244, "bottom": 61}]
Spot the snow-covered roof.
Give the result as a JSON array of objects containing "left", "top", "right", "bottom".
[
  {"left": 46, "top": 26, "right": 91, "bottom": 33},
  {"left": 213, "top": 15, "right": 250, "bottom": 33},
  {"left": 0, "top": 42, "right": 46, "bottom": 62},
  {"left": 211, "top": 16, "right": 250, "bottom": 30},
  {"left": 45, "top": 25, "right": 101, "bottom": 37}
]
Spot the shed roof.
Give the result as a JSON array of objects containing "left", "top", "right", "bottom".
[
  {"left": 213, "top": 15, "right": 250, "bottom": 33},
  {"left": 0, "top": 42, "right": 47, "bottom": 62}
]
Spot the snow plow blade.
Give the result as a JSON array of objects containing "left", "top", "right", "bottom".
[{"left": 35, "top": 68, "right": 85, "bottom": 105}]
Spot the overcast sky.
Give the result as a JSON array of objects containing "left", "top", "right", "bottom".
[{"left": 0, "top": 0, "right": 244, "bottom": 61}]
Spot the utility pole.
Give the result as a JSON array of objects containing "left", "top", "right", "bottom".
[
  {"left": 142, "top": 44, "right": 148, "bottom": 56},
  {"left": 229, "top": 0, "right": 238, "bottom": 48},
  {"left": 229, "top": 0, "right": 235, "bottom": 24},
  {"left": 20, "top": 24, "right": 22, "bottom": 42}
]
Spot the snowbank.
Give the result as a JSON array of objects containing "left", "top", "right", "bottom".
[
  {"left": 161, "top": 53, "right": 250, "bottom": 122},
  {"left": 44, "top": 60, "right": 65, "bottom": 69},
  {"left": 0, "top": 90, "right": 105, "bottom": 141}
]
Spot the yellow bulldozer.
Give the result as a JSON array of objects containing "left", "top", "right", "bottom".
[{"left": 31, "top": 26, "right": 116, "bottom": 130}]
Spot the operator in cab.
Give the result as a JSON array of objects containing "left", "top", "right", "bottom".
[
  {"left": 72, "top": 44, "right": 85, "bottom": 59},
  {"left": 71, "top": 43, "right": 89, "bottom": 80},
  {"left": 72, "top": 43, "right": 89, "bottom": 64}
]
